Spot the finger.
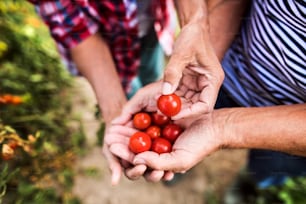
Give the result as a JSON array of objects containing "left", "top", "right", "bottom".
[
  {"left": 102, "top": 146, "right": 122, "bottom": 185},
  {"left": 162, "top": 54, "right": 189, "bottom": 95},
  {"left": 172, "top": 101, "right": 208, "bottom": 120},
  {"left": 133, "top": 151, "right": 191, "bottom": 173},
  {"left": 107, "top": 125, "right": 137, "bottom": 138},
  {"left": 144, "top": 170, "right": 165, "bottom": 182},
  {"left": 104, "top": 133, "right": 130, "bottom": 147},
  {"left": 175, "top": 84, "right": 188, "bottom": 96},
  {"left": 111, "top": 100, "right": 145, "bottom": 125},
  {"left": 109, "top": 143, "right": 135, "bottom": 163},
  {"left": 163, "top": 171, "right": 175, "bottom": 181},
  {"left": 112, "top": 114, "right": 132, "bottom": 125},
  {"left": 190, "top": 61, "right": 224, "bottom": 111},
  {"left": 124, "top": 164, "right": 147, "bottom": 180}
]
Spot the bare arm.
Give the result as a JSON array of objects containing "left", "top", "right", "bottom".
[
  {"left": 218, "top": 104, "right": 306, "bottom": 157},
  {"left": 107, "top": 82, "right": 305, "bottom": 177},
  {"left": 207, "top": 0, "right": 250, "bottom": 60},
  {"left": 30, "top": 0, "right": 128, "bottom": 119},
  {"left": 70, "top": 32, "right": 127, "bottom": 124},
  {"left": 174, "top": 0, "right": 250, "bottom": 59},
  {"left": 71, "top": 32, "right": 130, "bottom": 185},
  {"left": 160, "top": 0, "right": 249, "bottom": 119},
  {"left": 174, "top": 0, "right": 208, "bottom": 28},
  {"left": 128, "top": 101, "right": 306, "bottom": 173}
]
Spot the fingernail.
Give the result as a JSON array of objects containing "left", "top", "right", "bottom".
[
  {"left": 133, "top": 158, "right": 145, "bottom": 165},
  {"left": 162, "top": 82, "right": 173, "bottom": 95},
  {"left": 111, "top": 177, "right": 117, "bottom": 186},
  {"left": 111, "top": 171, "right": 121, "bottom": 186}
]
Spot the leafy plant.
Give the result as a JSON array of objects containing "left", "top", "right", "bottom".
[
  {"left": 0, "top": 164, "right": 18, "bottom": 203},
  {"left": 256, "top": 176, "right": 306, "bottom": 204},
  {"left": 0, "top": 1, "right": 85, "bottom": 203}
]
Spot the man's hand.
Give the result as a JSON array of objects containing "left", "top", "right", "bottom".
[
  {"left": 103, "top": 122, "right": 148, "bottom": 185},
  {"left": 162, "top": 18, "right": 224, "bottom": 119},
  {"left": 104, "top": 81, "right": 176, "bottom": 183}
]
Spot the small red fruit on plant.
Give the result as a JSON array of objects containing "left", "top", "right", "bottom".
[
  {"left": 157, "top": 93, "right": 181, "bottom": 117},
  {"left": 8, "top": 140, "right": 18, "bottom": 150},
  {"left": 162, "top": 123, "right": 183, "bottom": 143},
  {"left": 133, "top": 112, "right": 151, "bottom": 130},
  {"left": 129, "top": 132, "right": 152, "bottom": 154},
  {"left": 151, "top": 137, "right": 172, "bottom": 154},
  {"left": 145, "top": 125, "right": 161, "bottom": 139},
  {"left": 151, "top": 112, "right": 170, "bottom": 126}
]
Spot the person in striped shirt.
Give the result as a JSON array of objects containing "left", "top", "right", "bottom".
[{"left": 104, "top": 0, "right": 306, "bottom": 199}]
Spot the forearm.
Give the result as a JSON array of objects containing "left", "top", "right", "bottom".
[
  {"left": 216, "top": 104, "right": 306, "bottom": 157},
  {"left": 207, "top": 0, "right": 250, "bottom": 60},
  {"left": 175, "top": 0, "right": 249, "bottom": 60},
  {"left": 174, "top": 0, "right": 208, "bottom": 27},
  {"left": 71, "top": 32, "right": 127, "bottom": 123}
]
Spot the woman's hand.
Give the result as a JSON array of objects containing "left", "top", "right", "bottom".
[
  {"left": 131, "top": 112, "right": 224, "bottom": 175},
  {"left": 104, "top": 81, "right": 175, "bottom": 183}
]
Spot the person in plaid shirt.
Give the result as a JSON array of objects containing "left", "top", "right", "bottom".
[
  {"left": 27, "top": 0, "right": 177, "bottom": 181},
  {"left": 28, "top": 0, "right": 176, "bottom": 112}
]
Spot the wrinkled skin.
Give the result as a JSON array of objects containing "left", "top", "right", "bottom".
[
  {"left": 104, "top": 81, "right": 223, "bottom": 183},
  {"left": 162, "top": 22, "right": 224, "bottom": 119},
  {"left": 102, "top": 20, "right": 225, "bottom": 185}
]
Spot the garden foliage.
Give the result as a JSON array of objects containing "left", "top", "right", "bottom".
[{"left": 0, "top": 1, "right": 84, "bottom": 203}]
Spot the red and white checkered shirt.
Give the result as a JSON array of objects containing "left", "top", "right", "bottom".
[{"left": 28, "top": 0, "right": 175, "bottom": 92}]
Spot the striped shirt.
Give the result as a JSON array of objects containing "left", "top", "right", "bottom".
[{"left": 222, "top": 0, "right": 306, "bottom": 107}]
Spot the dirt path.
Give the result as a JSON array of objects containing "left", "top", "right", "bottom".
[{"left": 71, "top": 77, "right": 247, "bottom": 204}]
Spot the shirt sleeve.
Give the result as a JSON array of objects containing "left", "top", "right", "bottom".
[{"left": 29, "top": 0, "right": 99, "bottom": 75}]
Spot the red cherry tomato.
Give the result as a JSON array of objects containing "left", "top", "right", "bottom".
[
  {"left": 162, "top": 124, "right": 183, "bottom": 143},
  {"left": 145, "top": 125, "right": 161, "bottom": 139},
  {"left": 129, "top": 132, "right": 152, "bottom": 154},
  {"left": 157, "top": 94, "right": 181, "bottom": 117},
  {"left": 133, "top": 112, "right": 151, "bottom": 130},
  {"left": 151, "top": 138, "right": 172, "bottom": 154},
  {"left": 2, "top": 94, "right": 13, "bottom": 103},
  {"left": 151, "top": 112, "right": 171, "bottom": 126},
  {"left": 8, "top": 140, "right": 18, "bottom": 150}
]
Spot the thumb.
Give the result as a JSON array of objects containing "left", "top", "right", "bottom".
[
  {"left": 132, "top": 151, "right": 186, "bottom": 172},
  {"left": 162, "top": 55, "right": 187, "bottom": 95}
]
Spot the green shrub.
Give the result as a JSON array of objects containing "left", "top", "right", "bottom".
[
  {"left": 0, "top": 1, "right": 85, "bottom": 203},
  {"left": 256, "top": 176, "right": 306, "bottom": 204}
]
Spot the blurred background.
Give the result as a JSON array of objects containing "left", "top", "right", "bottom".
[{"left": 0, "top": 1, "right": 305, "bottom": 204}]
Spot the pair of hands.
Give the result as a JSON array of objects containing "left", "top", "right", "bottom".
[
  {"left": 103, "top": 22, "right": 225, "bottom": 185},
  {"left": 103, "top": 81, "right": 225, "bottom": 185}
]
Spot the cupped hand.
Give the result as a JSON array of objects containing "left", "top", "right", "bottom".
[
  {"left": 130, "top": 112, "right": 224, "bottom": 177},
  {"left": 105, "top": 81, "right": 175, "bottom": 182},
  {"left": 162, "top": 22, "right": 224, "bottom": 119},
  {"left": 102, "top": 122, "right": 140, "bottom": 185},
  {"left": 103, "top": 121, "right": 150, "bottom": 184}
]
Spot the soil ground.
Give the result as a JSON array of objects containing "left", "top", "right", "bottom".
[{"left": 71, "top": 77, "right": 248, "bottom": 204}]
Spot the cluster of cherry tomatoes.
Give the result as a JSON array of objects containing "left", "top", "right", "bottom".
[{"left": 129, "top": 93, "right": 183, "bottom": 154}]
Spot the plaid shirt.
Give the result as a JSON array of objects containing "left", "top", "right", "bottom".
[{"left": 28, "top": 0, "right": 175, "bottom": 92}]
